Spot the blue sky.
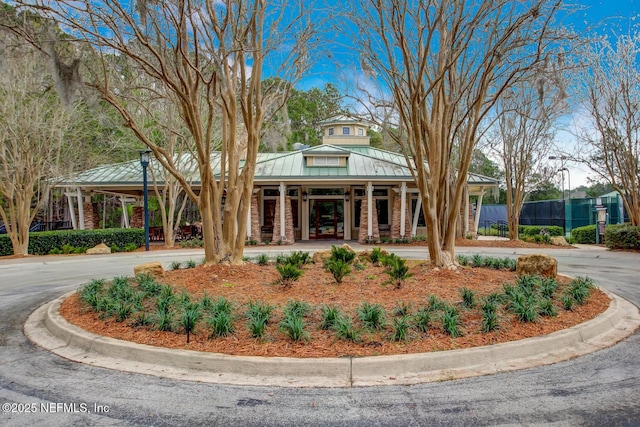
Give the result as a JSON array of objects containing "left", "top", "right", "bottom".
[{"left": 294, "top": 0, "right": 640, "bottom": 189}]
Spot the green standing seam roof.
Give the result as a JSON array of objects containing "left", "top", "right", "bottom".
[{"left": 59, "top": 144, "right": 499, "bottom": 187}]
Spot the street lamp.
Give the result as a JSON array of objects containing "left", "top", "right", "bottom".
[
  {"left": 139, "top": 149, "right": 151, "bottom": 251},
  {"left": 559, "top": 167, "right": 571, "bottom": 199},
  {"left": 548, "top": 156, "right": 569, "bottom": 199}
]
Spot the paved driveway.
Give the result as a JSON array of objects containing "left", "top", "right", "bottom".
[{"left": 1, "top": 244, "right": 639, "bottom": 426}]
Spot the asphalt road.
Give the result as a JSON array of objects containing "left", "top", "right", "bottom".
[{"left": 1, "top": 244, "right": 639, "bottom": 426}]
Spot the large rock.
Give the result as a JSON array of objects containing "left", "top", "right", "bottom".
[
  {"left": 516, "top": 254, "right": 557, "bottom": 278},
  {"left": 550, "top": 236, "right": 570, "bottom": 247},
  {"left": 86, "top": 243, "right": 111, "bottom": 255},
  {"left": 134, "top": 262, "right": 165, "bottom": 279}
]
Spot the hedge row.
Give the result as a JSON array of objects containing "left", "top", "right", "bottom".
[
  {"left": 0, "top": 228, "right": 145, "bottom": 256},
  {"left": 605, "top": 224, "right": 640, "bottom": 250},
  {"left": 571, "top": 225, "right": 597, "bottom": 244},
  {"left": 518, "top": 225, "right": 564, "bottom": 237}
]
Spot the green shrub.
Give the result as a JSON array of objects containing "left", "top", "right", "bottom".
[
  {"left": 0, "top": 228, "right": 145, "bottom": 257},
  {"left": 571, "top": 225, "right": 597, "bottom": 244},
  {"left": 324, "top": 258, "right": 352, "bottom": 284},
  {"left": 256, "top": 254, "right": 270, "bottom": 265},
  {"left": 179, "top": 238, "right": 204, "bottom": 248},
  {"left": 370, "top": 247, "right": 384, "bottom": 265},
  {"left": 276, "top": 263, "right": 304, "bottom": 287},
  {"left": 328, "top": 245, "right": 356, "bottom": 264},
  {"left": 382, "top": 254, "right": 413, "bottom": 289},
  {"left": 605, "top": 223, "right": 640, "bottom": 250},
  {"left": 283, "top": 251, "right": 311, "bottom": 267},
  {"left": 518, "top": 225, "right": 564, "bottom": 237}
]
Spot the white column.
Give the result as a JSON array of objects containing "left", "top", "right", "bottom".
[
  {"left": 279, "top": 181, "right": 286, "bottom": 240},
  {"left": 77, "top": 188, "right": 85, "bottom": 230},
  {"left": 66, "top": 192, "right": 78, "bottom": 230},
  {"left": 474, "top": 188, "right": 485, "bottom": 233},
  {"left": 246, "top": 195, "right": 252, "bottom": 239},
  {"left": 120, "top": 197, "right": 130, "bottom": 228},
  {"left": 367, "top": 181, "right": 373, "bottom": 238},
  {"left": 400, "top": 182, "right": 407, "bottom": 237},
  {"left": 412, "top": 195, "right": 422, "bottom": 237},
  {"left": 464, "top": 190, "right": 470, "bottom": 236}
]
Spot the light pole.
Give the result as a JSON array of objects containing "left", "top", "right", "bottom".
[
  {"left": 548, "top": 155, "right": 568, "bottom": 199},
  {"left": 139, "top": 149, "right": 151, "bottom": 251},
  {"left": 559, "top": 167, "right": 571, "bottom": 199}
]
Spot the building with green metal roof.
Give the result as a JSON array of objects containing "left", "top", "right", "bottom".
[{"left": 58, "top": 117, "right": 498, "bottom": 242}]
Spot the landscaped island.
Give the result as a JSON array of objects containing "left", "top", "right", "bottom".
[{"left": 61, "top": 248, "right": 610, "bottom": 358}]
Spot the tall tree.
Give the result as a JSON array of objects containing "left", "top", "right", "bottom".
[
  {"left": 573, "top": 34, "right": 640, "bottom": 225},
  {"left": 489, "top": 69, "right": 567, "bottom": 240},
  {"left": 11, "top": 0, "right": 316, "bottom": 264},
  {"left": 348, "top": 0, "right": 566, "bottom": 268},
  {"left": 0, "top": 43, "right": 79, "bottom": 255}
]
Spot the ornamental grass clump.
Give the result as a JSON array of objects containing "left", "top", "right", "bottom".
[
  {"left": 245, "top": 301, "right": 273, "bottom": 339},
  {"left": 334, "top": 316, "right": 360, "bottom": 342},
  {"left": 460, "top": 287, "right": 477, "bottom": 309},
  {"left": 413, "top": 307, "right": 431, "bottom": 334},
  {"left": 441, "top": 305, "right": 461, "bottom": 337},
  {"left": 279, "top": 314, "right": 309, "bottom": 342},
  {"left": 319, "top": 305, "right": 342, "bottom": 330},
  {"left": 481, "top": 299, "right": 499, "bottom": 333},
  {"left": 390, "top": 316, "right": 411, "bottom": 342},
  {"left": 136, "top": 274, "right": 162, "bottom": 297},
  {"left": 283, "top": 300, "right": 311, "bottom": 319},
  {"left": 180, "top": 302, "right": 202, "bottom": 343},
  {"left": 357, "top": 302, "right": 386, "bottom": 330}
]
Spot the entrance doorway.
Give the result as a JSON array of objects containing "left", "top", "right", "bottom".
[{"left": 309, "top": 200, "right": 344, "bottom": 239}]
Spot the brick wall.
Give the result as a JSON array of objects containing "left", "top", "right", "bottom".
[
  {"left": 249, "top": 195, "right": 261, "bottom": 242},
  {"left": 272, "top": 196, "right": 295, "bottom": 245},
  {"left": 390, "top": 196, "right": 412, "bottom": 239},
  {"left": 358, "top": 197, "right": 380, "bottom": 243},
  {"left": 83, "top": 202, "right": 100, "bottom": 230},
  {"left": 131, "top": 206, "right": 144, "bottom": 229}
]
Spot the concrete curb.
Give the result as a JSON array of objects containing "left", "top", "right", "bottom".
[{"left": 24, "top": 289, "right": 640, "bottom": 388}]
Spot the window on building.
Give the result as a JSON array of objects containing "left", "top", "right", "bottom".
[
  {"left": 314, "top": 156, "right": 340, "bottom": 166},
  {"left": 358, "top": 128, "right": 364, "bottom": 136},
  {"left": 328, "top": 127, "right": 334, "bottom": 136},
  {"left": 342, "top": 127, "right": 350, "bottom": 135}
]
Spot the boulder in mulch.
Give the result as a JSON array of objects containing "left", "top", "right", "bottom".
[
  {"left": 516, "top": 254, "right": 557, "bottom": 278},
  {"left": 550, "top": 236, "right": 571, "bottom": 247},
  {"left": 134, "top": 262, "right": 165, "bottom": 279}
]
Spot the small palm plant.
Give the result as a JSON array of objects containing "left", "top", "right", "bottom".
[
  {"left": 276, "top": 263, "right": 303, "bottom": 288},
  {"left": 382, "top": 253, "right": 413, "bottom": 289}
]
